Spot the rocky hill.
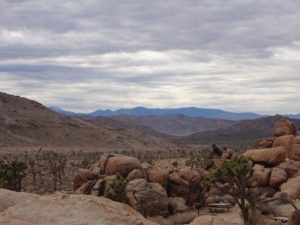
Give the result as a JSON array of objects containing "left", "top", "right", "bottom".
[
  {"left": 177, "top": 116, "right": 300, "bottom": 148},
  {"left": 73, "top": 120, "right": 300, "bottom": 223},
  {"left": 110, "top": 114, "right": 236, "bottom": 136},
  {"left": 0, "top": 92, "right": 182, "bottom": 152}
]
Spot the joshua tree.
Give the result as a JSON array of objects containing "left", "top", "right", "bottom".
[
  {"left": 28, "top": 159, "right": 37, "bottom": 185},
  {"left": 47, "top": 151, "right": 67, "bottom": 190},
  {"left": 0, "top": 159, "right": 27, "bottom": 192},
  {"left": 172, "top": 161, "right": 178, "bottom": 168},
  {"left": 202, "top": 156, "right": 253, "bottom": 225}
]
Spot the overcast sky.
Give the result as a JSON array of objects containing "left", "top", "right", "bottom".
[{"left": 0, "top": 0, "right": 299, "bottom": 114}]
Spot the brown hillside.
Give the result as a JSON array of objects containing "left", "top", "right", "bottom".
[
  {"left": 177, "top": 115, "right": 300, "bottom": 149},
  {"left": 110, "top": 114, "right": 236, "bottom": 136},
  {"left": 0, "top": 92, "right": 182, "bottom": 152}
]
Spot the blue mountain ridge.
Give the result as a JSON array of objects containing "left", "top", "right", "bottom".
[{"left": 49, "top": 106, "right": 263, "bottom": 121}]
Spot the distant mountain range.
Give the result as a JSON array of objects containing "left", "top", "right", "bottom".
[
  {"left": 286, "top": 114, "right": 300, "bottom": 119},
  {"left": 1, "top": 92, "right": 300, "bottom": 151},
  {"left": 49, "top": 106, "right": 263, "bottom": 121},
  {"left": 49, "top": 106, "right": 300, "bottom": 121}
]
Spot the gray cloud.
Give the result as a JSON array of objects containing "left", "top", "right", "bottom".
[{"left": 0, "top": 0, "right": 300, "bottom": 114}]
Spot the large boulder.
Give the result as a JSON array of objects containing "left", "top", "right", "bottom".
[
  {"left": 127, "top": 169, "right": 147, "bottom": 181},
  {"left": 291, "top": 143, "right": 300, "bottom": 161},
  {"left": 0, "top": 188, "right": 158, "bottom": 225},
  {"left": 180, "top": 168, "right": 202, "bottom": 205},
  {"left": 73, "top": 169, "right": 98, "bottom": 191},
  {"left": 167, "top": 168, "right": 202, "bottom": 205},
  {"left": 125, "top": 179, "right": 169, "bottom": 217},
  {"left": 179, "top": 168, "right": 202, "bottom": 186},
  {"left": 280, "top": 175, "right": 300, "bottom": 199},
  {"left": 244, "top": 147, "right": 286, "bottom": 166},
  {"left": 249, "top": 164, "right": 271, "bottom": 187},
  {"left": 105, "top": 156, "right": 142, "bottom": 177},
  {"left": 89, "top": 154, "right": 111, "bottom": 175},
  {"left": 259, "top": 195, "right": 299, "bottom": 218},
  {"left": 167, "top": 171, "right": 189, "bottom": 200},
  {"left": 278, "top": 160, "right": 300, "bottom": 177},
  {"left": 272, "top": 135, "right": 294, "bottom": 158},
  {"left": 146, "top": 167, "right": 169, "bottom": 188},
  {"left": 274, "top": 120, "right": 296, "bottom": 137},
  {"left": 269, "top": 167, "right": 288, "bottom": 188}
]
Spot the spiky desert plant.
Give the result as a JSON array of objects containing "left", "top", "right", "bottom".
[
  {"left": 172, "top": 161, "right": 179, "bottom": 168},
  {"left": 0, "top": 159, "right": 27, "bottom": 192},
  {"left": 201, "top": 156, "right": 253, "bottom": 225},
  {"left": 185, "top": 156, "right": 201, "bottom": 168},
  {"left": 105, "top": 174, "right": 129, "bottom": 204}
]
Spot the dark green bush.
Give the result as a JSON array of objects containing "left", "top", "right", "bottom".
[
  {"left": 105, "top": 174, "right": 129, "bottom": 204},
  {"left": 0, "top": 159, "right": 27, "bottom": 192}
]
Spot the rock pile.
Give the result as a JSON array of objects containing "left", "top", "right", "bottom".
[
  {"left": 73, "top": 154, "right": 205, "bottom": 216},
  {"left": 73, "top": 119, "right": 300, "bottom": 219},
  {"left": 243, "top": 119, "right": 300, "bottom": 200}
]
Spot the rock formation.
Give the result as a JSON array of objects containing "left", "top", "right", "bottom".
[{"left": 0, "top": 188, "right": 158, "bottom": 225}]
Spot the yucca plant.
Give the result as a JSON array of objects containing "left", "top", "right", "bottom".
[
  {"left": 201, "top": 156, "right": 253, "bottom": 225},
  {"left": 105, "top": 174, "right": 129, "bottom": 204},
  {"left": 0, "top": 159, "right": 27, "bottom": 192}
]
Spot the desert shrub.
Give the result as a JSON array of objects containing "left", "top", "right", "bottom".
[
  {"left": 185, "top": 156, "right": 200, "bottom": 168},
  {"left": 201, "top": 156, "right": 253, "bottom": 225},
  {"left": 144, "top": 158, "right": 153, "bottom": 165},
  {"left": 172, "top": 161, "right": 178, "bottom": 168},
  {"left": 0, "top": 159, "right": 27, "bottom": 191},
  {"left": 105, "top": 174, "right": 129, "bottom": 204},
  {"left": 81, "top": 158, "right": 92, "bottom": 168},
  {"left": 46, "top": 151, "right": 67, "bottom": 190}
]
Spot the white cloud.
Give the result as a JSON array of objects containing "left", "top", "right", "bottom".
[{"left": 0, "top": 0, "right": 300, "bottom": 114}]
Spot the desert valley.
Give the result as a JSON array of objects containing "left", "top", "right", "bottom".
[
  {"left": 1, "top": 0, "right": 300, "bottom": 224},
  {"left": 1, "top": 92, "right": 300, "bottom": 225}
]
